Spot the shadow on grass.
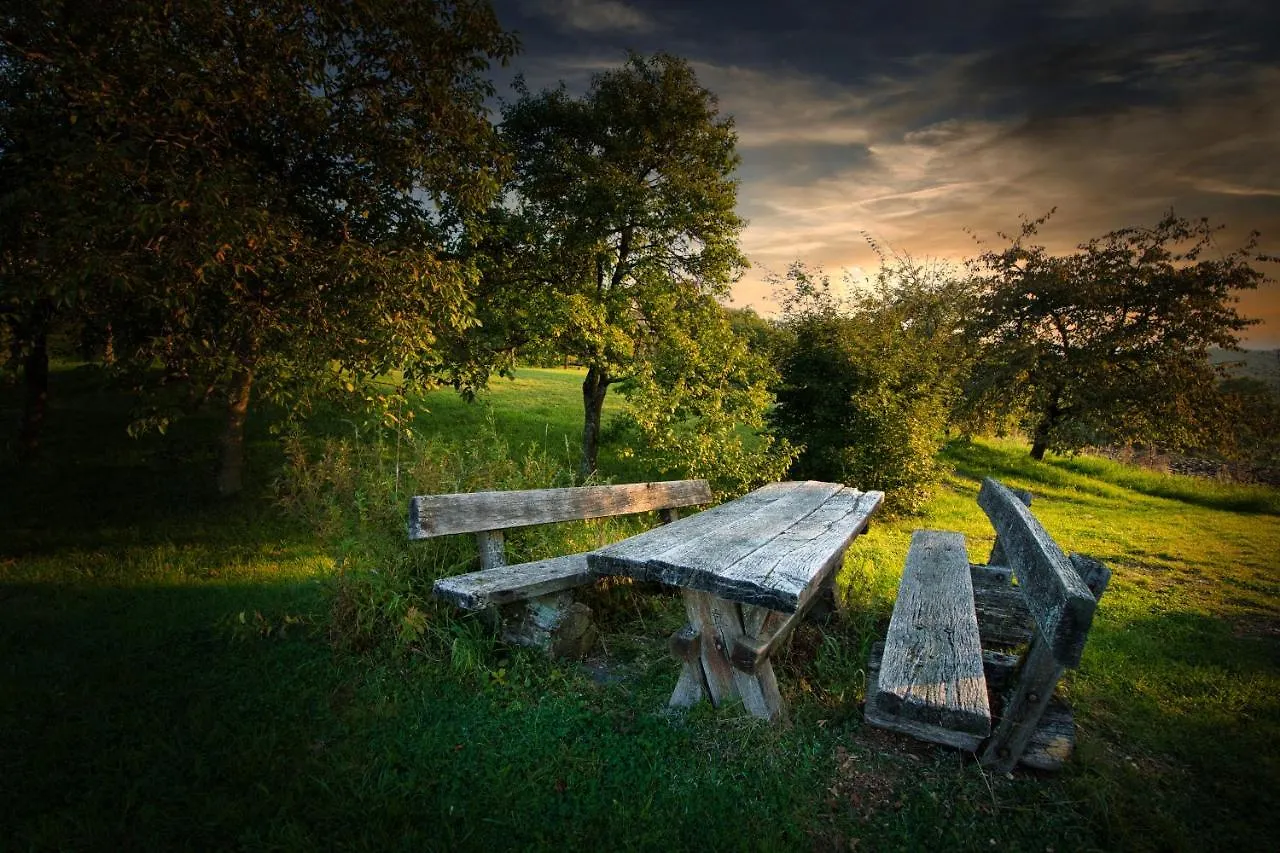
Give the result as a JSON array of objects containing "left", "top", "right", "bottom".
[
  {"left": 1, "top": 366, "right": 313, "bottom": 558},
  {"left": 0, "top": 580, "right": 837, "bottom": 852},
  {"left": 1075, "top": 607, "right": 1280, "bottom": 851}
]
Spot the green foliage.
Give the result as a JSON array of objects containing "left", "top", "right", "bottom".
[
  {"left": 1221, "top": 377, "right": 1280, "bottom": 465},
  {"left": 0, "top": 0, "right": 516, "bottom": 489},
  {"left": 965, "top": 210, "right": 1272, "bottom": 459},
  {"left": 612, "top": 298, "right": 796, "bottom": 497},
  {"left": 723, "top": 305, "right": 784, "bottom": 358},
  {"left": 478, "top": 52, "right": 749, "bottom": 476},
  {"left": 769, "top": 258, "right": 973, "bottom": 512}
]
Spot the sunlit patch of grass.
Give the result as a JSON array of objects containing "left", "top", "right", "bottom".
[{"left": 2, "top": 367, "right": 1278, "bottom": 851}]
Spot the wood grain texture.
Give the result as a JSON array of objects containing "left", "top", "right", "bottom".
[
  {"left": 705, "top": 489, "right": 883, "bottom": 613},
  {"left": 678, "top": 590, "right": 784, "bottom": 721},
  {"left": 871, "top": 530, "right": 991, "bottom": 738},
  {"left": 869, "top": 642, "right": 1076, "bottom": 765},
  {"left": 979, "top": 637, "right": 1065, "bottom": 773},
  {"left": 1018, "top": 697, "right": 1076, "bottom": 771},
  {"left": 431, "top": 553, "right": 594, "bottom": 611},
  {"left": 475, "top": 530, "right": 505, "bottom": 570},
  {"left": 668, "top": 624, "right": 701, "bottom": 663},
  {"left": 987, "top": 486, "right": 1031, "bottom": 566},
  {"left": 409, "top": 479, "right": 712, "bottom": 539},
  {"left": 590, "top": 482, "right": 795, "bottom": 581},
  {"left": 593, "top": 483, "right": 883, "bottom": 613},
  {"left": 973, "top": 577, "right": 1036, "bottom": 648},
  {"left": 865, "top": 642, "right": 985, "bottom": 751},
  {"left": 978, "top": 478, "right": 1097, "bottom": 668}
]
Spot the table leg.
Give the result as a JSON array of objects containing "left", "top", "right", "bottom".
[{"left": 673, "top": 589, "right": 785, "bottom": 722}]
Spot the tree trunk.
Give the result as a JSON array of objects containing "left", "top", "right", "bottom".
[
  {"left": 580, "top": 364, "right": 609, "bottom": 479},
  {"left": 216, "top": 366, "right": 254, "bottom": 496},
  {"left": 18, "top": 322, "right": 49, "bottom": 457},
  {"left": 1030, "top": 401, "right": 1061, "bottom": 461}
]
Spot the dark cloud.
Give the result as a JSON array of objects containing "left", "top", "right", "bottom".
[{"left": 489, "top": 0, "right": 1280, "bottom": 345}]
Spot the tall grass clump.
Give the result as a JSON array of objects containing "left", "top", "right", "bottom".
[{"left": 276, "top": 419, "right": 584, "bottom": 658}]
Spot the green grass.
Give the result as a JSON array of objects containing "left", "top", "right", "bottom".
[{"left": 2, "top": 365, "right": 1278, "bottom": 851}]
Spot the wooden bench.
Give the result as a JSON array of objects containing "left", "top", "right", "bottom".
[
  {"left": 865, "top": 477, "right": 1110, "bottom": 772},
  {"left": 411, "top": 480, "right": 712, "bottom": 658}
]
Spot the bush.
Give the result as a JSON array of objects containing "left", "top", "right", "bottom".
[{"left": 767, "top": 260, "right": 970, "bottom": 513}]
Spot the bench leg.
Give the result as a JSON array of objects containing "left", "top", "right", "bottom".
[
  {"left": 673, "top": 589, "right": 784, "bottom": 722},
  {"left": 979, "top": 637, "right": 1063, "bottom": 773}
]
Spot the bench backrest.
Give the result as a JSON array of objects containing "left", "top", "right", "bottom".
[
  {"left": 408, "top": 480, "right": 713, "bottom": 540},
  {"left": 977, "top": 478, "right": 1104, "bottom": 668}
]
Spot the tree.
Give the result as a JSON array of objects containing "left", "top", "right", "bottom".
[
  {"left": 0, "top": 0, "right": 516, "bottom": 491},
  {"left": 611, "top": 295, "right": 795, "bottom": 496},
  {"left": 967, "top": 212, "right": 1270, "bottom": 460},
  {"left": 768, "top": 258, "right": 972, "bottom": 512},
  {"left": 494, "top": 52, "right": 747, "bottom": 478}
]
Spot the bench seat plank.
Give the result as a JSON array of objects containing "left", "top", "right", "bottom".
[
  {"left": 432, "top": 553, "right": 593, "bottom": 611},
  {"left": 868, "top": 642, "right": 1075, "bottom": 767},
  {"left": 870, "top": 530, "right": 991, "bottom": 739}
]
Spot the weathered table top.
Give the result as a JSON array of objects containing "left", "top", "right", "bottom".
[{"left": 589, "top": 481, "right": 884, "bottom": 613}]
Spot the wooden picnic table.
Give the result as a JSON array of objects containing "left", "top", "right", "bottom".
[{"left": 589, "top": 480, "right": 884, "bottom": 721}]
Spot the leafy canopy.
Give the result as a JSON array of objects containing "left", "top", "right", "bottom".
[
  {"left": 481, "top": 52, "right": 771, "bottom": 480},
  {"left": 966, "top": 211, "right": 1271, "bottom": 459},
  {"left": 769, "top": 256, "right": 973, "bottom": 512},
  {"left": 0, "top": 0, "right": 516, "bottom": 489}
]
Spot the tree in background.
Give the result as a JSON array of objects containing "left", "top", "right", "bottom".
[
  {"left": 611, "top": 297, "right": 795, "bottom": 496},
  {"left": 0, "top": 0, "right": 515, "bottom": 492},
  {"left": 493, "top": 53, "right": 747, "bottom": 478},
  {"left": 769, "top": 257, "right": 973, "bottom": 512},
  {"left": 966, "top": 212, "right": 1271, "bottom": 460}
]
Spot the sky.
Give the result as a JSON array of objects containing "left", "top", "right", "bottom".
[{"left": 488, "top": 0, "right": 1280, "bottom": 347}]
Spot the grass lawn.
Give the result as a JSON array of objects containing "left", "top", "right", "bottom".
[{"left": 2, "top": 366, "right": 1277, "bottom": 851}]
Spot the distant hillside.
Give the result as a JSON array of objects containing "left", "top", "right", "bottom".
[{"left": 1210, "top": 348, "right": 1280, "bottom": 392}]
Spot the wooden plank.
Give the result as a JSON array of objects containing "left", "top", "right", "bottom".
[
  {"left": 641, "top": 484, "right": 879, "bottom": 613},
  {"left": 685, "top": 591, "right": 784, "bottom": 721},
  {"left": 409, "top": 479, "right": 712, "bottom": 539},
  {"left": 1018, "top": 697, "right": 1076, "bottom": 771},
  {"left": 589, "top": 482, "right": 798, "bottom": 581},
  {"left": 668, "top": 624, "right": 701, "bottom": 662},
  {"left": 431, "top": 553, "right": 594, "bottom": 611},
  {"left": 977, "top": 478, "right": 1098, "bottom": 668},
  {"left": 871, "top": 530, "right": 991, "bottom": 738},
  {"left": 987, "top": 486, "right": 1031, "bottom": 566},
  {"left": 475, "top": 530, "right": 505, "bottom": 570},
  {"left": 647, "top": 481, "right": 843, "bottom": 595},
  {"left": 669, "top": 663, "right": 707, "bottom": 708},
  {"left": 683, "top": 589, "right": 736, "bottom": 708},
  {"left": 970, "top": 563, "right": 1013, "bottom": 589},
  {"left": 865, "top": 642, "right": 985, "bottom": 751},
  {"left": 979, "top": 636, "right": 1065, "bottom": 773},
  {"left": 722, "top": 489, "right": 883, "bottom": 613},
  {"left": 973, "top": 580, "right": 1035, "bottom": 648},
  {"left": 982, "top": 648, "right": 1021, "bottom": 693}
]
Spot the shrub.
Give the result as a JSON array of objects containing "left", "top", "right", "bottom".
[{"left": 767, "top": 260, "right": 971, "bottom": 513}]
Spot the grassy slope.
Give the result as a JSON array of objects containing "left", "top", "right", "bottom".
[{"left": 2, "top": 366, "right": 1278, "bottom": 851}]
